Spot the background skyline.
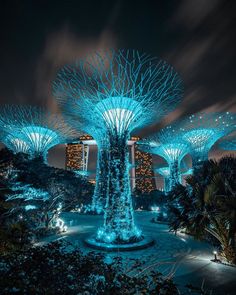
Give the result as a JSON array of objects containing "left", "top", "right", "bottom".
[{"left": 0, "top": 0, "right": 235, "bottom": 169}]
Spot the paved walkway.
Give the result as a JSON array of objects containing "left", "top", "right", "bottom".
[{"left": 40, "top": 211, "right": 236, "bottom": 294}]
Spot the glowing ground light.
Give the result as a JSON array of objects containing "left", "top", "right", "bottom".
[{"left": 55, "top": 218, "right": 68, "bottom": 232}]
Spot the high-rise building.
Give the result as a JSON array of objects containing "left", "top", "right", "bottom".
[
  {"left": 65, "top": 138, "right": 90, "bottom": 172},
  {"left": 134, "top": 144, "right": 156, "bottom": 193},
  {"left": 65, "top": 135, "right": 156, "bottom": 193}
]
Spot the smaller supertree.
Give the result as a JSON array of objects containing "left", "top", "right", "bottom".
[
  {"left": 0, "top": 130, "right": 30, "bottom": 154},
  {"left": 155, "top": 160, "right": 192, "bottom": 192},
  {"left": 179, "top": 112, "right": 235, "bottom": 168},
  {"left": 154, "top": 166, "right": 171, "bottom": 192},
  {"left": 0, "top": 105, "right": 76, "bottom": 162},
  {"left": 219, "top": 138, "right": 236, "bottom": 151},
  {"left": 138, "top": 125, "right": 190, "bottom": 191}
]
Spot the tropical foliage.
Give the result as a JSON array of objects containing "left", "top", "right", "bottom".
[
  {"left": 0, "top": 240, "right": 214, "bottom": 295},
  {"left": 0, "top": 148, "right": 94, "bottom": 252},
  {"left": 168, "top": 156, "right": 236, "bottom": 264}
]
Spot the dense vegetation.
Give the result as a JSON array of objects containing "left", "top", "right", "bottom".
[
  {"left": 0, "top": 240, "right": 180, "bottom": 295},
  {"left": 0, "top": 149, "right": 235, "bottom": 293},
  {"left": 0, "top": 148, "right": 93, "bottom": 252},
  {"left": 168, "top": 156, "right": 236, "bottom": 264}
]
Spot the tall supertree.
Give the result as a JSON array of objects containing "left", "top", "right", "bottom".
[
  {"left": 0, "top": 105, "right": 76, "bottom": 162},
  {"left": 138, "top": 125, "right": 190, "bottom": 191},
  {"left": 219, "top": 138, "right": 236, "bottom": 151},
  {"left": 178, "top": 112, "right": 235, "bottom": 169},
  {"left": 53, "top": 49, "right": 183, "bottom": 247}
]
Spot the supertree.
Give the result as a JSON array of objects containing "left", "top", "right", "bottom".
[
  {"left": 0, "top": 129, "right": 30, "bottom": 154},
  {"left": 155, "top": 161, "right": 192, "bottom": 192},
  {"left": 178, "top": 112, "right": 236, "bottom": 169},
  {"left": 53, "top": 49, "right": 183, "bottom": 247},
  {"left": 154, "top": 166, "right": 171, "bottom": 192},
  {"left": 219, "top": 138, "right": 236, "bottom": 151},
  {"left": 0, "top": 105, "right": 76, "bottom": 162},
  {"left": 138, "top": 125, "right": 190, "bottom": 191}
]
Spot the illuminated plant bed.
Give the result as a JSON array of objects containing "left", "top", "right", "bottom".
[{"left": 84, "top": 236, "right": 154, "bottom": 252}]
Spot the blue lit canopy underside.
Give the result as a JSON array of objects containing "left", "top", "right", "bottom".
[
  {"left": 20, "top": 126, "right": 60, "bottom": 155},
  {"left": 182, "top": 129, "right": 217, "bottom": 153},
  {"left": 148, "top": 143, "right": 189, "bottom": 164},
  {"left": 179, "top": 113, "right": 236, "bottom": 163},
  {"left": 0, "top": 105, "right": 76, "bottom": 160},
  {"left": 4, "top": 134, "right": 30, "bottom": 154},
  {"left": 154, "top": 166, "right": 192, "bottom": 192},
  {"left": 95, "top": 97, "right": 142, "bottom": 135},
  {"left": 155, "top": 167, "right": 170, "bottom": 177}
]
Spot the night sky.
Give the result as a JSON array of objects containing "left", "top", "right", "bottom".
[{"left": 0, "top": 0, "right": 235, "bottom": 170}]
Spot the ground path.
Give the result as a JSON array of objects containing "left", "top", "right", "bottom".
[{"left": 39, "top": 211, "right": 236, "bottom": 294}]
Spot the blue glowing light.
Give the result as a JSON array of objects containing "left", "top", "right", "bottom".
[
  {"left": 25, "top": 205, "right": 37, "bottom": 211},
  {"left": 155, "top": 167, "right": 171, "bottom": 192},
  {"left": 74, "top": 170, "right": 91, "bottom": 177},
  {"left": 219, "top": 138, "right": 236, "bottom": 151},
  {"left": 179, "top": 112, "right": 235, "bottom": 167},
  {"left": 3, "top": 133, "right": 30, "bottom": 154},
  {"left": 0, "top": 105, "right": 76, "bottom": 162},
  {"left": 138, "top": 125, "right": 190, "bottom": 191},
  {"left": 53, "top": 49, "right": 183, "bottom": 244}
]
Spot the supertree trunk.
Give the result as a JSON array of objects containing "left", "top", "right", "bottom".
[
  {"left": 192, "top": 151, "right": 208, "bottom": 170},
  {"left": 169, "top": 160, "right": 180, "bottom": 191},
  {"left": 91, "top": 144, "right": 109, "bottom": 213},
  {"left": 97, "top": 132, "right": 140, "bottom": 243},
  {"left": 164, "top": 177, "right": 170, "bottom": 193}
]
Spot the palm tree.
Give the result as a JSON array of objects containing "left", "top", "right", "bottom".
[{"left": 168, "top": 156, "right": 236, "bottom": 263}]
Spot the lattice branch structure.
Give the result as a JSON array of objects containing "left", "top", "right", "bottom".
[
  {"left": 178, "top": 112, "right": 236, "bottom": 168},
  {"left": 0, "top": 105, "right": 76, "bottom": 162},
  {"left": 0, "top": 129, "right": 30, "bottom": 154},
  {"left": 53, "top": 49, "right": 183, "bottom": 245},
  {"left": 219, "top": 138, "right": 236, "bottom": 151},
  {"left": 138, "top": 125, "right": 190, "bottom": 191}
]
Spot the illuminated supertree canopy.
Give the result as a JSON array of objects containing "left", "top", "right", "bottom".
[
  {"left": 178, "top": 112, "right": 236, "bottom": 168},
  {"left": 0, "top": 105, "right": 76, "bottom": 162},
  {"left": 0, "top": 129, "right": 30, "bottom": 154},
  {"left": 53, "top": 49, "right": 183, "bottom": 247},
  {"left": 155, "top": 160, "right": 192, "bottom": 192},
  {"left": 219, "top": 138, "right": 236, "bottom": 151},
  {"left": 138, "top": 125, "right": 190, "bottom": 191}
]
